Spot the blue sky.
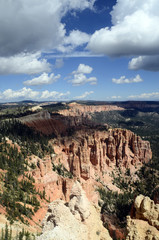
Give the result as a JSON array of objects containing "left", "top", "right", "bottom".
[{"left": 0, "top": 0, "right": 159, "bottom": 102}]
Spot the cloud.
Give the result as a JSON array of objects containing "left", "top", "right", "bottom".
[
  {"left": 69, "top": 74, "right": 97, "bottom": 86},
  {"left": 0, "top": 0, "right": 95, "bottom": 57},
  {"left": 74, "top": 91, "right": 94, "bottom": 99},
  {"left": 69, "top": 63, "right": 97, "bottom": 86},
  {"left": 0, "top": 87, "right": 39, "bottom": 100},
  {"left": 0, "top": 87, "right": 70, "bottom": 101},
  {"left": 41, "top": 90, "right": 70, "bottom": 99},
  {"left": 47, "top": 51, "right": 103, "bottom": 58},
  {"left": 74, "top": 63, "right": 93, "bottom": 74},
  {"left": 106, "top": 95, "right": 121, "bottom": 100},
  {"left": 0, "top": 52, "right": 51, "bottom": 75},
  {"left": 88, "top": 0, "right": 159, "bottom": 57},
  {"left": 58, "top": 30, "right": 91, "bottom": 53},
  {"left": 129, "top": 55, "right": 159, "bottom": 71},
  {"left": 111, "top": 96, "right": 121, "bottom": 99},
  {"left": 24, "top": 72, "right": 60, "bottom": 86},
  {"left": 63, "top": 0, "right": 95, "bottom": 11},
  {"left": 112, "top": 74, "right": 143, "bottom": 84},
  {"left": 0, "top": 1, "right": 63, "bottom": 57},
  {"left": 0, "top": 1, "right": 96, "bottom": 75},
  {"left": 128, "top": 92, "right": 159, "bottom": 100}
]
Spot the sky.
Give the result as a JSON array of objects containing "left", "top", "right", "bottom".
[{"left": 0, "top": 0, "right": 159, "bottom": 102}]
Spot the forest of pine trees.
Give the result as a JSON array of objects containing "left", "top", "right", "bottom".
[{"left": 0, "top": 119, "right": 54, "bottom": 223}]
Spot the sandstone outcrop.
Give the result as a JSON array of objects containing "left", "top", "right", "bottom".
[
  {"left": 55, "top": 128, "right": 152, "bottom": 182},
  {"left": 0, "top": 102, "right": 156, "bottom": 238},
  {"left": 28, "top": 155, "right": 74, "bottom": 203},
  {"left": 28, "top": 126, "right": 152, "bottom": 224},
  {"left": 126, "top": 217, "right": 159, "bottom": 240},
  {"left": 19, "top": 107, "right": 152, "bottom": 233},
  {"left": 134, "top": 195, "right": 159, "bottom": 230},
  {"left": 68, "top": 180, "right": 90, "bottom": 221},
  {"left": 20, "top": 103, "right": 124, "bottom": 136},
  {"left": 126, "top": 195, "right": 159, "bottom": 240},
  {"left": 20, "top": 110, "right": 96, "bottom": 136},
  {"left": 20, "top": 111, "right": 69, "bottom": 136},
  {"left": 37, "top": 181, "right": 112, "bottom": 240},
  {"left": 58, "top": 102, "right": 124, "bottom": 117}
]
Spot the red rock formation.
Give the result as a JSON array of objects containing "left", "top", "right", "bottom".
[
  {"left": 20, "top": 110, "right": 97, "bottom": 136},
  {"left": 28, "top": 125, "right": 152, "bottom": 236},
  {"left": 58, "top": 102, "right": 124, "bottom": 117},
  {"left": 27, "top": 127, "right": 151, "bottom": 213},
  {"left": 28, "top": 155, "right": 74, "bottom": 203},
  {"left": 26, "top": 127, "right": 151, "bottom": 228},
  {"left": 20, "top": 111, "right": 68, "bottom": 136},
  {"left": 20, "top": 103, "right": 124, "bottom": 136},
  {"left": 18, "top": 105, "right": 152, "bottom": 232},
  {"left": 55, "top": 128, "right": 152, "bottom": 182}
]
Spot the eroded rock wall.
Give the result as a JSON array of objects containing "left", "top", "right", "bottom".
[
  {"left": 56, "top": 128, "right": 152, "bottom": 181},
  {"left": 26, "top": 127, "right": 152, "bottom": 226},
  {"left": 58, "top": 103, "right": 124, "bottom": 117},
  {"left": 20, "top": 103, "right": 123, "bottom": 136}
]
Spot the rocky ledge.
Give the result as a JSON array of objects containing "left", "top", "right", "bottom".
[
  {"left": 37, "top": 181, "right": 112, "bottom": 240},
  {"left": 126, "top": 195, "right": 159, "bottom": 240}
]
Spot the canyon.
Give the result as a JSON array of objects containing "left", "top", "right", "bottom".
[
  {"left": 20, "top": 102, "right": 123, "bottom": 136},
  {"left": 21, "top": 104, "right": 152, "bottom": 205},
  {"left": 0, "top": 102, "right": 158, "bottom": 239}
]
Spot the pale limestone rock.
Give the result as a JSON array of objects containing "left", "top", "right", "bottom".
[
  {"left": 134, "top": 194, "right": 144, "bottom": 210},
  {"left": 68, "top": 181, "right": 90, "bottom": 221},
  {"left": 126, "top": 216, "right": 159, "bottom": 240},
  {"left": 37, "top": 181, "right": 112, "bottom": 240},
  {"left": 126, "top": 195, "right": 159, "bottom": 240},
  {"left": 135, "top": 195, "right": 159, "bottom": 230},
  {"left": 40, "top": 200, "right": 88, "bottom": 240}
]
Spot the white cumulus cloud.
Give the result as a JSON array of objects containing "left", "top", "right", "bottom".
[
  {"left": 69, "top": 64, "right": 97, "bottom": 86},
  {"left": 58, "top": 30, "right": 91, "bottom": 53},
  {"left": 112, "top": 75, "right": 143, "bottom": 84},
  {"left": 129, "top": 55, "right": 159, "bottom": 71},
  {"left": 74, "top": 63, "right": 93, "bottom": 74},
  {"left": 24, "top": 72, "right": 60, "bottom": 86},
  {"left": 0, "top": 52, "right": 51, "bottom": 75},
  {"left": 0, "top": 87, "right": 39, "bottom": 100},
  {"left": 41, "top": 90, "right": 70, "bottom": 99},
  {"left": 0, "top": 0, "right": 96, "bottom": 74},
  {"left": 74, "top": 91, "right": 94, "bottom": 99},
  {"left": 0, "top": 87, "right": 71, "bottom": 101},
  {"left": 128, "top": 92, "right": 159, "bottom": 99},
  {"left": 87, "top": 0, "right": 159, "bottom": 72},
  {"left": 0, "top": 0, "right": 95, "bottom": 57},
  {"left": 69, "top": 74, "right": 97, "bottom": 86}
]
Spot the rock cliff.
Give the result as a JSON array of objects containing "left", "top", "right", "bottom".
[
  {"left": 20, "top": 103, "right": 123, "bottom": 136},
  {"left": 126, "top": 195, "right": 159, "bottom": 240},
  {"left": 37, "top": 181, "right": 112, "bottom": 240},
  {"left": 20, "top": 110, "right": 96, "bottom": 136},
  {"left": 28, "top": 127, "right": 152, "bottom": 227},
  {"left": 20, "top": 111, "right": 69, "bottom": 136},
  {"left": 18, "top": 104, "right": 153, "bottom": 238},
  {"left": 58, "top": 102, "right": 124, "bottom": 117},
  {"left": 54, "top": 128, "right": 152, "bottom": 181}
]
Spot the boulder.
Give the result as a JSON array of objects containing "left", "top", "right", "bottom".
[{"left": 126, "top": 195, "right": 159, "bottom": 240}]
